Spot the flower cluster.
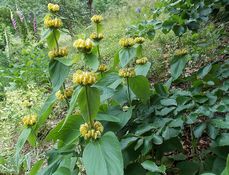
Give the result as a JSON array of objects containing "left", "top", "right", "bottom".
[
  {"left": 55, "top": 91, "right": 65, "bottom": 100},
  {"left": 22, "top": 114, "right": 37, "bottom": 126},
  {"left": 48, "top": 3, "right": 60, "bottom": 12},
  {"left": 90, "top": 32, "right": 104, "bottom": 42},
  {"left": 98, "top": 64, "right": 108, "bottom": 72},
  {"left": 48, "top": 47, "right": 68, "bottom": 59},
  {"left": 72, "top": 70, "right": 97, "bottom": 85},
  {"left": 80, "top": 121, "right": 104, "bottom": 140},
  {"left": 91, "top": 15, "right": 103, "bottom": 24},
  {"left": 119, "top": 67, "right": 136, "bottom": 78},
  {"left": 55, "top": 87, "right": 73, "bottom": 100},
  {"left": 44, "top": 15, "right": 62, "bottom": 28},
  {"left": 136, "top": 57, "right": 148, "bottom": 65},
  {"left": 134, "top": 37, "right": 145, "bottom": 44},
  {"left": 73, "top": 39, "right": 93, "bottom": 53},
  {"left": 175, "top": 48, "right": 188, "bottom": 57},
  {"left": 119, "top": 38, "right": 135, "bottom": 48}
]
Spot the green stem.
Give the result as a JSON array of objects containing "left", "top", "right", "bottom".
[
  {"left": 126, "top": 77, "right": 132, "bottom": 106},
  {"left": 178, "top": 37, "right": 181, "bottom": 49},
  {"left": 96, "top": 23, "right": 99, "bottom": 35},
  {"left": 97, "top": 45, "right": 101, "bottom": 62},
  {"left": 85, "top": 86, "right": 93, "bottom": 127},
  {"left": 53, "top": 30, "right": 59, "bottom": 51}
]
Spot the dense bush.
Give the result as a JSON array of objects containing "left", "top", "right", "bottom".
[
  {"left": 0, "top": 0, "right": 228, "bottom": 175},
  {"left": 5, "top": 1, "right": 227, "bottom": 175}
]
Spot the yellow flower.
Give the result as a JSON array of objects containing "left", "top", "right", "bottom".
[
  {"left": 48, "top": 3, "right": 60, "bottom": 12},
  {"left": 93, "top": 121, "right": 104, "bottom": 133},
  {"left": 48, "top": 47, "right": 68, "bottom": 59},
  {"left": 64, "top": 87, "right": 73, "bottom": 98},
  {"left": 91, "top": 15, "right": 103, "bottom": 23},
  {"left": 22, "top": 114, "right": 37, "bottom": 126},
  {"left": 119, "top": 67, "right": 136, "bottom": 78},
  {"left": 90, "top": 32, "right": 104, "bottom": 42},
  {"left": 134, "top": 37, "right": 145, "bottom": 44},
  {"left": 44, "top": 16, "right": 62, "bottom": 28},
  {"left": 72, "top": 71, "right": 97, "bottom": 86},
  {"left": 136, "top": 57, "right": 148, "bottom": 65},
  {"left": 175, "top": 48, "right": 188, "bottom": 57},
  {"left": 80, "top": 121, "right": 103, "bottom": 140},
  {"left": 73, "top": 38, "right": 93, "bottom": 53},
  {"left": 55, "top": 90, "right": 65, "bottom": 100},
  {"left": 98, "top": 64, "right": 108, "bottom": 72},
  {"left": 119, "top": 38, "right": 135, "bottom": 48}
]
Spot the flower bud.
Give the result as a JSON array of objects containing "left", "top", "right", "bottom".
[
  {"left": 72, "top": 71, "right": 97, "bottom": 86},
  {"left": 91, "top": 15, "right": 103, "bottom": 23},
  {"left": 98, "top": 64, "right": 108, "bottom": 72},
  {"left": 119, "top": 38, "right": 135, "bottom": 48},
  {"left": 136, "top": 57, "right": 148, "bottom": 65},
  {"left": 22, "top": 114, "right": 37, "bottom": 126},
  {"left": 175, "top": 48, "right": 188, "bottom": 57},
  {"left": 134, "top": 37, "right": 145, "bottom": 44},
  {"left": 48, "top": 3, "right": 60, "bottom": 12},
  {"left": 119, "top": 67, "right": 136, "bottom": 78},
  {"left": 90, "top": 32, "right": 104, "bottom": 42},
  {"left": 55, "top": 90, "right": 65, "bottom": 100}
]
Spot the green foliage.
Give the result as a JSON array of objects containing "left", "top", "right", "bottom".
[
  {"left": 0, "top": 0, "right": 228, "bottom": 175},
  {"left": 78, "top": 86, "right": 100, "bottom": 122},
  {"left": 83, "top": 132, "right": 124, "bottom": 175},
  {"left": 0, "top": 45, "right": 49, "bottom": 89}
]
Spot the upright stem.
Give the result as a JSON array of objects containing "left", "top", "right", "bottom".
[
  {"left": 97, "top": 45, "right": 101, "bottom": 62},
  {"left": 53, "top": 30, "right": 59, "bottom": 51},
  {"left": 96, "top": 23, "right": 99, "bottom": 35},
  {"left": 85, "top": 86, "right": 93, "bottom": 126},
  {"left": 126, "top": 77, "right": 132, "bottom": 106},
  {"left": 178, "top": 36, "right": 181, "bottom": 49}
]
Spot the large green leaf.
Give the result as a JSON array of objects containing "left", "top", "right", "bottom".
[
  {"left": 216, "top": 133, "right": 229, "bottom": 146},
  {"left": 52, "top": 167, "right": 71, "bottom": 175},
  {"left": 36, "top": 92, "right": 56, "bottom": 131},
  {"left": 176, "top": 160, "right": 199, "bottom": 175},
  {"left": 15, "top": 128, "right": 31, "bottom": 156},
  {"left": 62, "top": 86, "right": 82, "bottom": 128},
  {"left": 129, "top": 75, "right": 151, "bottom": 102},
  {"left": 173, "top": 24, "right": 186, "bottom": 36},
  {"left": 160, "top": 98, "right": 177, "bottom": 106},
  {"left": 198, "top": 63, "right": 212, "bottom": 79},
  {"left": 170, "top": 55, "right": 190, "bottom": 80},
  {"left": 96, "top": 113, "right": 120, "bottom": 123},
  {"left": 154, "top": 83, "right": 168, "bottom": 97},
  {"left": 194, "top": 123, "right": 207, "bottom": 138},
  {"left": 141, "top": 160, "right": 166, "bottom": 174},
  {"left": 47, "top": 29, "right": 60, "bottom": 49},
  {"left": 77, "top": 86, "right": 100, "bottom": 122},
  {"left": 95, "top": 72, "right": 122, "bottom": 89},
  {"left": 29, "top": 159, "right": 44, "bottom": 175},
  {"left": 119, "top": 48, "right": 136, "bottom": 67},
  {"left": 49, "top": 60, "right": 70, "bottom": 92},
  {"left": 83, "top": 132, "right": 124, "bottom": 175},
  {"left": 84, "top": 52, "right": 99, "bottom": 71},
  {"left": 45, "top": 115, "right": 84, "bottom": 145},
  {"left": 135, "top": 62, "right": 151, "bottom": 76},
  {"left": 221, "top": 155, "right": 229, "bottom": 175}
]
